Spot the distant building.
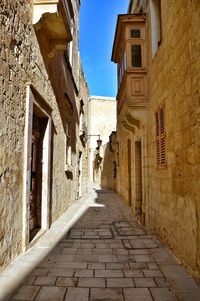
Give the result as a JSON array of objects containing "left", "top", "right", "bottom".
[
  {"left": 112, "top": 0, "right": 200, "bottom": 279},
  {"left": 0, "top": 0, "right": 89, "bottom": 269},
  {"left": 88, "top": 96, "right": 116, "bottom": 186}
]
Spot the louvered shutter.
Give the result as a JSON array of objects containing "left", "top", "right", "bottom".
[{"left": 155, "top": 104, "right": 166, "bottom": 169}]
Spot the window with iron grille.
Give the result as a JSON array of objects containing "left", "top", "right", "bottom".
[{"left": 155, "top": 104, "right": 166, "bottom": 169}]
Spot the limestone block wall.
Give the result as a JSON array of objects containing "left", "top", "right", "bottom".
[
  {"left": 101, "top": 133, "right": 117, "bottom": 191},
  {"left": 45, "top": 50, "right": 78, "bottom": 222},
  {"left": 116, "top": 122, "right": 148, "bottom": 224},
  {"left": 77, "top": 68, "right": 89, "bottom": 197},
  {"left": 0, "top": 0, "right": 86, "bottom": 271},
  {"left": 0, "top": 0, "right": 51, "bottom": 269},
  {"left": 88, "top": 96, "right": 117, "bottom": 184},
  {"left": 146, "top": 0, "right": 200, "bottom": 279}
]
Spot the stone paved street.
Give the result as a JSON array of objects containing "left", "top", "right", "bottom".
[{"left": 10, "top": 189, "right": 200, "bottom": 301}]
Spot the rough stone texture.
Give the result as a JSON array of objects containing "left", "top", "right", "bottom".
[
  {"left": 101, "top": 131, "right": 117, "bottom": 191},
  {"left": 113, "top": 0, "right": 200, "bottom": 280},
  {"left": 145, "top": 0, "right": 200, "bottom": 280},
  {"left": 10, "top": 189, "right": 200, "bottom": 301},
  {"left": 88, "top": 96, "right": 116, "bottom": 184},
  {"left": 0, "top": 0, "right": 89, "bottom": 271}
]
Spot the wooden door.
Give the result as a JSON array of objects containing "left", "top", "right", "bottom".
[
  {"left": 29, "top": 132, "right": 40, "bottom": 232},
  {"left": 128, "top": 139, "right": 132, "bottom": 206},
  {"left": 77, "top": 151, "right": 82, "bottom": 198}
]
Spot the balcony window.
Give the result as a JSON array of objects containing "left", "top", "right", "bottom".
[
  {"left": 131, "top": 45, "right": 142, "bottom": 68},
  {"left": 122, "top": 50, "right": 126, "bottom": 76},
  {"left": 117, "top": 49, "right": 126, "bottom": 87},
  {"left": 131, "top": 29, "right": 141, "bottom": 38}
]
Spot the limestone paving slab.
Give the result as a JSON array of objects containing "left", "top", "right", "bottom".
[
  {"left": 123, "top": 269, "right": 144, "bottom": 278},
  {"left": 123, "top": 288, "right": 153, "bottom": 301},
  {"left": 134, "top": 277, "right": 156, "bottom": 288},
  {"left": 150, "top": 288, "right": 178, "bottom": 301},
  {"left": 12, "top": 286, "right": 40, "bottom": 301},
  {"left": 56, "top": 277, "right": 78, "bottom": 287},
  {"left": 64, "top": 287, "right": 89, "bottom": 301},
  {"left": 34, "top": 276, "right": 57, "bottom": 286},
  {"left": 7, "top": 188, "right": 200, "bottom": 301},
  {"left": 94, "top": 269, "right": 123, "bottom": 278},
  {"left": 90, "top": 288, "right": 123, "bottom": 301},
  {"left": 107, "top": 277, "right": 134, "bottom": 287},
  {"left": 78, "top": 278, "right": 106, "bottom": 288},
  {"left": 35, "top": 286, "right": 66, "bottom": 301}
]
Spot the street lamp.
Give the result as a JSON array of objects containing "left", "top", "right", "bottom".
[
  {"left": 96, "top": 139, "right": 102, "bottom": 147},
  {"left": 87, "top": 134, "right": 102, "bottom": 148}
]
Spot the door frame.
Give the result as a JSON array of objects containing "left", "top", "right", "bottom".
[
  {"left": 23, "top": 85, "right": 52, "bottom": 250},
  {"left": 127, "top": 138, "right": 132, "bottom": 206},
  {"left": 135, "top": 140, "right": 143, "bottom": 220},
  {"left": 77, "top": 151, "right": 83, "bottom": 198}
]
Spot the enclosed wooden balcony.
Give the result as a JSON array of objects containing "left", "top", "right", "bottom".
[
  {"left": 112, "top": 14, "right": 147, "bottom": 116},
  {"left": 33, "top": 0, "right": 74, "bottom": 58}
]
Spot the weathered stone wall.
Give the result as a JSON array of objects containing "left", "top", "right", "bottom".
[
  {"left": 88, "top": 96, "right": 117, "bottom": 185},
  {"left": 0, "top": 0, "right": 87, "bottom": 271},
  {"left": 77, "top": 67, "right": 89, "bottom": 197},
  {"left": 0, "top": 0, "right": 54, "bottom": 270},
  {"left": 146, "top": 0, "right": 200, "bottom": 279},
  {"left": 101, "top": 132, "right": 117, "bottom": 191},
  {"left": 116, "top": 122, "right": 148, "bottom": 225},
  {"left": 114, "top": 0, "right": 200, "bottom": 279}
]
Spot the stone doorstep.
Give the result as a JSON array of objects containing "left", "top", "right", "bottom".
[{"left": 0, "top": 190, "right": 97, "bottom": 301}]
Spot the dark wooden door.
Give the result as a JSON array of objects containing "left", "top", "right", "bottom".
[
  {"left": 128, "top": 139, "right": 132, "bottom": 206},
  {"left": 29, "top": 131, "right": 40, "bottom": 233}
]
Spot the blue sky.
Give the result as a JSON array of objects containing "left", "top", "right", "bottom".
[{"left": 79, "top": 0, "right": 129, "bottom": 97}]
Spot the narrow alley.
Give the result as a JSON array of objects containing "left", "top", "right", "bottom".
[
  {"left": 1, "top": 1, "right": 200, "bottom": 300},
  {"left": 8, "top": 188, "right": 200, "bottom": 301}
]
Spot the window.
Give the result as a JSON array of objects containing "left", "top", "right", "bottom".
[
  {"left": 122, "top": 49, "right": 126, "bottom": 76},
  {"left": 79, "top": 99, "right": 84, "bottom": 132},
  {"left": 131, "top": 29, "right": 141, "bottom": 38},
  {"left": 131, "top": 45, "right": 142, "bottom": 67},
  {"left": 113, "top": 161, "right": 117, "bottom": 179},
  {"left": 150, "top": 0, "right": 162, "bottom": 57},
  {"left": 155, "top": 104, "right": 166, "bottom": 169},
  {"left": 66, "top": 122, "right": 72, "bottom": 166},
  {"left": 117, "top": 49, "right": 126, "bottom": 87}
]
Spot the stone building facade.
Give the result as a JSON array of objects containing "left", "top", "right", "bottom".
[
  {"left": 88, "top": 96, "right": 116, "bottom": 186},
  {"left": 112, "top": 0, "right": 200, "bottom": 279},
  {"left": 0, "top": 0, "right": 89, "bottom": 270},
  {"left": 101, "top": 131, "right": 118, "bottom": 192}
]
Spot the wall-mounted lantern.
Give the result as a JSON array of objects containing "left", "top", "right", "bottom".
[{"left": 96, "top": 139, "right": 102, "bottom": 147}]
